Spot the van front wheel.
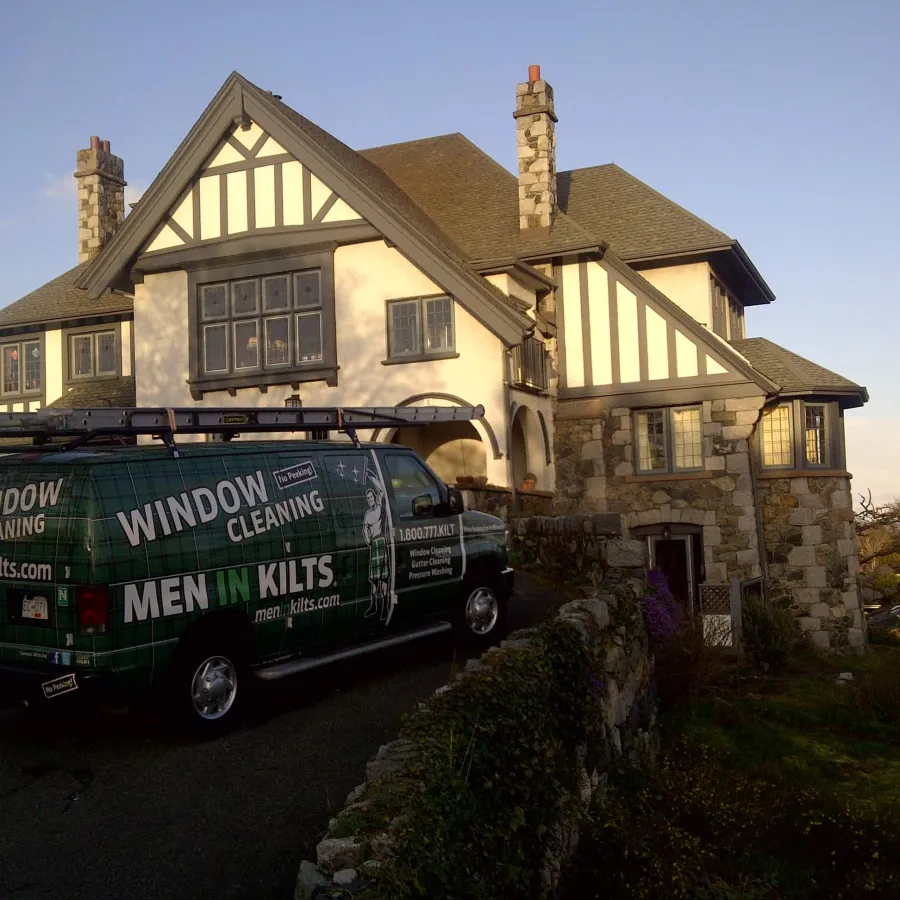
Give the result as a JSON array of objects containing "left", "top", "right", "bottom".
[{"left": 455, "top": 569, "right": 507, "bottom": 648}]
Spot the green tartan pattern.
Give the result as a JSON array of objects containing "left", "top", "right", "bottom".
[{"left": 369, "top": 536, "right": 388, "bottom": 582}]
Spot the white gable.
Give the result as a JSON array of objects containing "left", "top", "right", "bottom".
[{"left": 142, "top": 120, "right": 365, "bottom": 254}]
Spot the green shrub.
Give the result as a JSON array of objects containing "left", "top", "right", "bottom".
[
  {"left": 654, "top": 615, "right": 735, "bottom": 711},
  {"left": 562, "top": 736, "right": 900, "bottom": 899},
  {"left": 368, "top": 619, "right": 606, "bottom": 900},
  {"left": 742, "top": 595, "right": 796, "bottom": 673}
]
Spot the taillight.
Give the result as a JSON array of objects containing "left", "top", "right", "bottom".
[{"left": 77, "top": 585, "right": 109, "bottom": 635}]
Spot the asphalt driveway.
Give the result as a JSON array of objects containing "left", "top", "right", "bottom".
[{"left": 0, "top": 575, "right": 564, "bottom": 900}]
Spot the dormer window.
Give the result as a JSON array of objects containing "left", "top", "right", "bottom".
[{"left": 759, "top": 400, "right": 843, "bottom": 470}]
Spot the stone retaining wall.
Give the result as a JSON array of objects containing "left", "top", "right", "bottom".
[{"left": 295, "top": 516, "right": 654, "bottom": 899}]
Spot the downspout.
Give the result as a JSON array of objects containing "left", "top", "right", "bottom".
[
  {"left": 503, "top": 345, "right": 517, "bottom": 511},
  {"left": 748, "top": 401, "right": 773, "bottom": 594}
]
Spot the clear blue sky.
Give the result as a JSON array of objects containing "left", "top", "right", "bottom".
[{"left": 1, "top": 0, "right": 897, "bottom": 501}]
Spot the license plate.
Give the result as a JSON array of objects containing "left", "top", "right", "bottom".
[
  {"left": 42, "top": 673, "right": 78, "bottom": 699},
  {"left": 21, "top": 596, "right": 49, "bottom": 621}
]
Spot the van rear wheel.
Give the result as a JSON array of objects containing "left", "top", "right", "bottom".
[{"left": 170, "top": 633, "right": 249, "bottom": 737}]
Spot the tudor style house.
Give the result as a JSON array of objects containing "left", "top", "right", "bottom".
[{"left": 3, "top": 67, "right": 867, "bottom": 650}]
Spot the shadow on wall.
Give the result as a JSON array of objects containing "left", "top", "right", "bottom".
[{"left": 133, "top": 265, "right": 505, "bottom": 451}]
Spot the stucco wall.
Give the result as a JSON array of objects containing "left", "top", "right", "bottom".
[
  {"left": 638, "top": 262, "right": 711, "bottom": 328},
  {"left": 44, "top": 328, "right": 63, "bottom": 405},
  {"left": 133, "top": 240, "right": 511, "bottom": 485}
]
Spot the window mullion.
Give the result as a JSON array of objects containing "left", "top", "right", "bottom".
[
  {"left": 418, "top": 299, "right": 426, "bottom": 355},
  {"left": 666, "top": 408, "right": 674, "bottom": 474}
]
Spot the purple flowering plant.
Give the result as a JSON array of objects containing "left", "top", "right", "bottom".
[{"left": 641, "top": 569, "right": 685, "bottom": 648}]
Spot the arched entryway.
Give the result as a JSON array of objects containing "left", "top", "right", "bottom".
[
  {"left": 390, "top": 420, "right": 486, "bottom": 485},
  {"left": 510, "top": 404, "right": 548, "bottom": 490}
]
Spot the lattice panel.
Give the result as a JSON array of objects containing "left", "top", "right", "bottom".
[{"left": 699, "top": 584, "right": 731, "bottom": 615}]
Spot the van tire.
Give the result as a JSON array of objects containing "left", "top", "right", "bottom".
[
  {"left": 169, "top": 630, "right": 251, "bottom": 738},
  {"left": 454, "top": 566, "right": 507, "bottom": 649}
]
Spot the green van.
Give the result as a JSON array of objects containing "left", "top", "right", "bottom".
[{"left": 0, "top": 406, "right": 513, "bottom": 734}]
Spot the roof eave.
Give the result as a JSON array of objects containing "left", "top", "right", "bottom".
[
  {"left": 624, "top": 241, "right": 776, "bottom": 307},
  {"left": 775, "top": 386, "right": 869, "bottom": 409}
]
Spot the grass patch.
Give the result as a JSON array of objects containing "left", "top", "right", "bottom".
[{"left": 564, "top": 646, "right": 900, "bottom": 899}]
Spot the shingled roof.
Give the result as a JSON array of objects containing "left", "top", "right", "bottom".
[
  {"left": 557, "top": 164, "right": 732, "bottom": 260},
  {"left": 360, "top": 134, "right": 601, "bottom": 262},
  {"left": 0, "top": 264, "right": 132, "bottom": 332},
  {"left": 730, "top": 337, "right": 868, "bottom": 407},
  {"left": 45, "top": 376, "right": 136, "bottom": 409}
]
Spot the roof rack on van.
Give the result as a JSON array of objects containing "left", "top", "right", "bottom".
[{"left": 0, "top": 405, "right": 485, "bottom": 457}]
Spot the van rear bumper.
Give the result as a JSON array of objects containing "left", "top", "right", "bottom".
[{"left": 0, "top": 663, "right": 116, "bottom": 707}]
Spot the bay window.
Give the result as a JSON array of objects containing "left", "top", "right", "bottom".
[{"left": 759, "top": 400, "right": 843, "bottom": 470}]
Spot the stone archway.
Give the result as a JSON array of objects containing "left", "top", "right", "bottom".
[{"left": 510, "top": 404, "right": 547, "bottom": 490}]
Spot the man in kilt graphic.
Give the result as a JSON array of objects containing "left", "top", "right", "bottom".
[{"left": 362, "top": 458, "right": 392, "bottom": 621}]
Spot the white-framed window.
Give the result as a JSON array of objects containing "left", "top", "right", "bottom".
[
  {"left": 386, "top": 295, "right": 455, "bottom": 360},
  {"left": 634, "top": 406, "right": 704, "bottom": 474},
  {"left": 759, "top": 400, "right": 841, "bottom": 470},
  {"left": 199, "top": 268, "right": 324, "bottom": 376},
  {"left": 69, "top": 330, "right": 116, "bottom": 380},
  {"left": 0, "top": 339, "right": 41, "bottom": 396}
]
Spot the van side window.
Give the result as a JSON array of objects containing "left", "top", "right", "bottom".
[{"left": 384, "top": 455, "right": 442, "bottom": 520}]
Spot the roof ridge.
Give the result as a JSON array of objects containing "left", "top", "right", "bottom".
[{"left": 360, "top": 132, "right": 467, "bottom": 154}]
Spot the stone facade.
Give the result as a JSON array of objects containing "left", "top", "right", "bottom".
[
  {"left": 514, "top": 66, "right": 557, "bottom": 230},
  {"left": 553, "top": 396, "right": 868, "bottom": 651},
  {"left": 760, "top": 474, "right": 865, "bottom": 650},
  {"left": 75, "top": 137, "right": 126, "bottom": 263},
  {"left": 555, "top": 397, "right": 767, "bottom": 585}
]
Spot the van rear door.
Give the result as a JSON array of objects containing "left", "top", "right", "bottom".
[{"left": 0, "top": 460, "right": 93, "bottom": 676}]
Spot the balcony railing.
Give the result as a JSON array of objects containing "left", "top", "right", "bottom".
[{"left": 510, "top": 337, "right": 548, "bottom": 392}]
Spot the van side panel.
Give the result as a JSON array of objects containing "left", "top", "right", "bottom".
[{"left": 90, "top": 448, "right": 335, "bottom": 684}]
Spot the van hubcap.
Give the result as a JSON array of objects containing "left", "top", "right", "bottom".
[
  {"left": 191, "top": 655, "right": 237, "bottom": 720},
  {"left": 465, "top": 587, "right": 499, "bottom": 635}
]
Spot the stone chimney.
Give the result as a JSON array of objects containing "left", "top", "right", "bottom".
[
  {"left": 514, "top": 65, "right": 557, "bottom": 231},
  {"left": 75, "top": 136, "right": 126, "bottom": 263}
]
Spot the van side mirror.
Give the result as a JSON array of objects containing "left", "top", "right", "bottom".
[
  {"left": 447, "top": 488, "right": 464, "bottom": 514},
  {"left": 412, "top": 494, "right": 435, "bottom": 518}
]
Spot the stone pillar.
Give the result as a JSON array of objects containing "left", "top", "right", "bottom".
[
  {"left": 75, "top": 136, "right": 126, "bottom": 263},
  {"left": 514, "top": 65, "right": 557, "bottom": 231},
  {"left": 760, "top": 474, "right": 866, "bottom": 652}
]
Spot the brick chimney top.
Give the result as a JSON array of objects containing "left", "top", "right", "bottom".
[{"left": 74, "top": 137, "right": 126, "bottom": 263}]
